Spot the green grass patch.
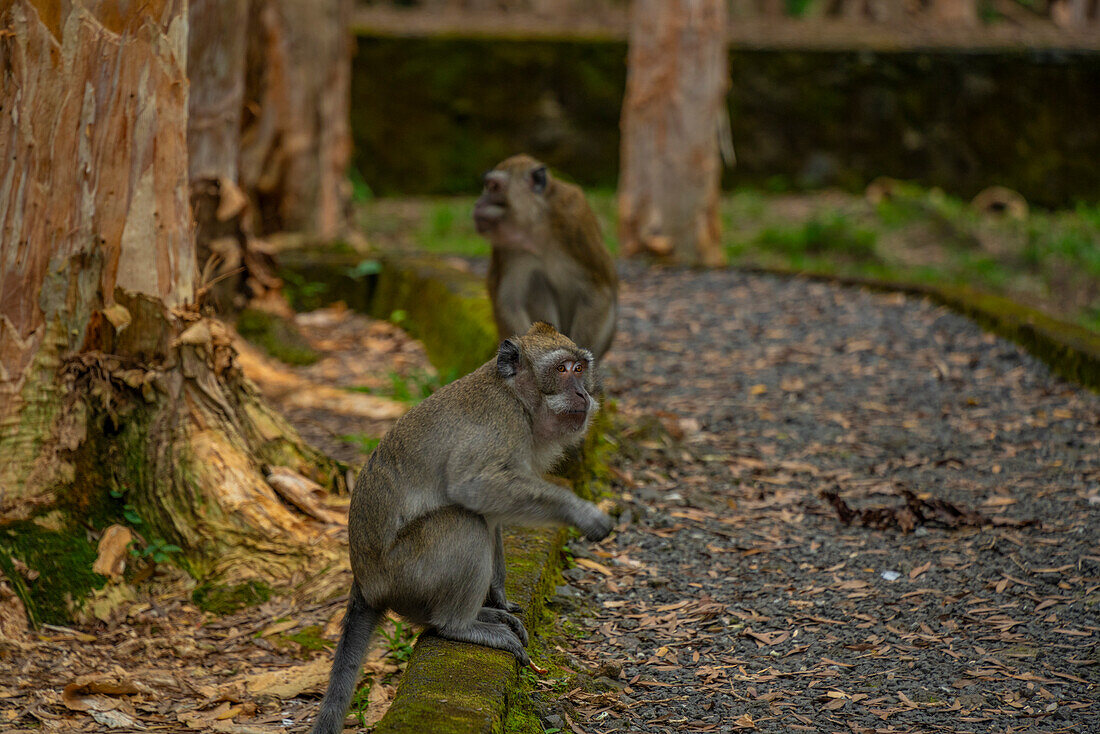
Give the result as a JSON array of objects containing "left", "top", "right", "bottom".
[
  {"left": 381, "top": 619, "right": 419, "bottom": 663},
  {"left": 417, "top": 200, "right": 489, "bottom": 256},
  {"left": 347, "top": 368, "right": 458, "bottom": 405},
  {"left": 0, "top": 520, "right": 106, "bottom": 626},
  {"left": 361, "top": 191, "right": 621, "bottom": 257},
  {"left": 283, "top": 624, "right": 335, "bottom": 653},
  {"left": 357, "top": 185, "right": 1100, "bottom": 348},
  {"left": 338, "top": 432, "right": 382, "bottom": 455},
  {"left": 235, "top": 308, "right": 320, "bottom": 366},
  {"left": 755, "top": 212, "right": 879, "bottom": 262},
  {"left": 192, "top": 580, "right": 272, "bottom": 615}
]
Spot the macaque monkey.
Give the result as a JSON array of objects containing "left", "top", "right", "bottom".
[
  {"left": 311, "top": 323, "right": 612, "bottom": 734},
  {"left": 474, "top": 155, "right": 618, "bottom": 360}
]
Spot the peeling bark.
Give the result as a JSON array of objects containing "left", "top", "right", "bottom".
[
  {"left": 0, "top": 0, "right": 193, "bottom": 501},
  {"left": 1, "top": 1, "right": 344, "bottom": 622},
  {"left": 188, "top": 0, "right": 285, "bottom": 314},
  {"left": 617, "top": 0, "right": 728, "bottom": 267}
]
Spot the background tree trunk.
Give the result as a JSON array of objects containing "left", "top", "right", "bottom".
[
  {"left": 188, "top": 0, "right": 284, "bottom": 314},
  {"left": 617, "top": 0, "right": 728, "bottom": 267},
  {"left": 929, "top": 0, "right": 978, "bottom": 24},
  {"left": 240, "top": 0, "right": 353, "bottom": 240},
  {"left": 1, "top": 0, "right": 343, "bottom": 625}
]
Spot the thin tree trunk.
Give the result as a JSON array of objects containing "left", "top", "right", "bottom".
[
  {"left": 240, "top": 0, "right": 352, "bottom": 240},
  {"left": 928, "top": 0, "right": 978, "bottom": 23},
  {"left": 1, "top": 0, "right": 343, "bottom": 624},
  {"left": 188, "top": 0, "right": 284, "bottom": 314},
  {"left": 617, "top": 0, "right": 728, "bottom": 267},
  {"left": 1051, "top": 0, "right": 1093, "bottom": 25}
]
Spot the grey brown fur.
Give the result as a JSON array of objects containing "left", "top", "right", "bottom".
[
  {"left": 310, "top": 323, "right": 612, "bottom": 734},
  {"left": 475, "top": 154, "right": 618, "bottom": 360}
]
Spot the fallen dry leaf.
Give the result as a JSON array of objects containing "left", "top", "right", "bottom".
[
  {"left": 258, "top": 619, "right": 298, "bottom": 638},
  {"left": 266, "top": 467, "right": 346, "bottom": 525},
  {"left": 91, "top": 709, "right": 143, "bottom": 729},
  {"left": 239, "top": 658, "right": 331, "bottom": 698},
  {"left": 62, "top": 672, "right": 147, "bottom": 712},
  {"left": 574, "top": 558, "right": 614, "bottom": 576}
]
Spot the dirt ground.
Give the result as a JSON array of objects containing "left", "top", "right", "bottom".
[
  {"left": 0, "top": 306, "right": 431, "bottom": 733},
  {"left": 539, "top": 265, "right": 1099, "bottom": 733},
  {"left": 2, "top": 265, "right": 1097, "bottom": 734}
]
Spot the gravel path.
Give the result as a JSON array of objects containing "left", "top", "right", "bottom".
[{"left": 546, "top": 268, "right": 1100, "bottom": 734}]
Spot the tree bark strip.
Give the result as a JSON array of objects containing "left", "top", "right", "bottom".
[
  {"left": 1, "top": 0, "right": 344, "bottom": 622},
  {"left": 188, "top": 0, "right": 284, "bottom": 313},
  {"left": 240, "top": 0, "right": 352, "bottom": 240},
  {"left": 1, "top": 0, "right": 193, "bottom": 502},
  {"left": 617, "top": 0, "right": 728, "bottom": 267}
]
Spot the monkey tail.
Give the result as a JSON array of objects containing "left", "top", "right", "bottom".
[{"left": 310, "top": 585, "right": 384, "bottom": 734}]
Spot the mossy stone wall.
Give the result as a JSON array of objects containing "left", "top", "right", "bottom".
[{"left": 352, "top": 36, "right": 1100, "bottom": 207}]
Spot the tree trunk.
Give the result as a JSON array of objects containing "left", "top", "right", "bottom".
[
  {"left": 928, "top": 0, "right": 977, "bottom": 23},
  {"left": 1, "top": 0, "right": 343, "bottom": 625},
  {"left": 1050, "top": 0, "right": 1095, "bottom": 25},
  {"left": 188, "top": 0, "right": 284, "bottom": 314},
  {"left": 617, "top": 0, "right": 728, "bottom": 267},
  {"left": 240, "top": 0, "right": 352, "bottom": 240}
]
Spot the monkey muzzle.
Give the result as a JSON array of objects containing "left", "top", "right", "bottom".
[
  {"left": 561, "top": 391, "right": 591, "bottom": 431},
  {"left": 474, "top": 172, "right": 509, "bottom": 233},
  {"left": 473, "top": 198, "right": 506, "bottom": 234}
]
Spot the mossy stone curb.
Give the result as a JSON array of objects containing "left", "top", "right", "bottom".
[
  {"left": 376, "top": 527, "right": 565, "bottom": 734},
  {"left": 277, "top": 250, "right": 498, "bottom": 378},
  {"left": 369, "top": 257, "right": 568, "bottom": 733},
  {"left": 368, "top": 255, "right": 498, "bottom": 378},
  {"left": 741, "top": 265, "right": 1100, "bottom": 393},
  {"left": 276, "top": 250, "right": 582, "bottom": 733}
]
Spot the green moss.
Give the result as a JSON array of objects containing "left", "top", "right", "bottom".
[
  {"left": 191, "top": 580, "right": 272, "bottom": 614},
  {"left": 934, "top": 283, "right": 1100, "bottom": 392},
  {"left": 370, "top": 256, "right": 498, "bottom": 377},
  {"left": 0, "top": 521, "right": 106, "bottom": 626},
  {"left": 503, "top": 694, "right": 545, "bottom": 734},
  {"left": 374, "top": 636, "right": 513, "bottom": 734},
  {"left": 235, "top": 308, "right": 320, "bottom": 366},
  {"left": 744, "top": 265, "right": 1100, "bottom": 393},
  {"left": 283, "top": 624, "right": 335, "bottom": 653},
  {"left": 0, "top": 404, "right": 169, "bottom": 625}
]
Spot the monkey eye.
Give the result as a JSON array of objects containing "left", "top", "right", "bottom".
[
  {"left": 573, "top": 363, "right": 584, "bottom": 374},
  {"left": 530, "top": 166, "right": 548, "bottom": 194},
  {"left": 557, "top": 364, "right": 567, "bottom": 373}
]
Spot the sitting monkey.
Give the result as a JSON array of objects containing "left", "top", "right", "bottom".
[
  {"left": 310, "top": 322, "right": 613, "bottom": 734},
  {"left": 474, "top": 155, "right": 618, "bottom": 360}
]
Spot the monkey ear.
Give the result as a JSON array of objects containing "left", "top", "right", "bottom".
[
  {"left": 496, "top": 339, "right": 521, "bottom": 379},
  {"left": 530, "top": 166, "right": 548, "bottom": 194}
]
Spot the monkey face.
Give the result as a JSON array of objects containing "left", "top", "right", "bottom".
[
  {"left": 473, "top": 155, "right": 550, "bottom": 240},
  {"left": 545, "top": 356, "right": 594, "bottom": 431},
  {"left": 497, "top": 322, "right": 598, "bottom": 438}
]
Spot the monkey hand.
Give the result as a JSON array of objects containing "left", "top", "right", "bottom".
[{"left": 579, "top": 507, "right": 614, "bottom": 542}]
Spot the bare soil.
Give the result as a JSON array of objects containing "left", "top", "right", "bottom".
[
  {"left": 0, "top": 307, "right": 432, "bottom": 733},
  {"left": 540, "top": 264, "right": 1099, "bottom": 733}
]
